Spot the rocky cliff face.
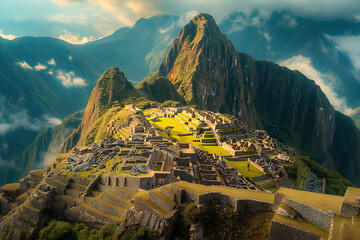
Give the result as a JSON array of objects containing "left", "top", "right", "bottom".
[
  {"left": 135, "top": 75, "right": 185, "bottom": 103},
  {"left": 138, "top": 13, "right": 360, "bottom": 184}
]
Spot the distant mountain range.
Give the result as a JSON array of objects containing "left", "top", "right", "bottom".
[{"left": 1, "top": 10, "right": 360, "bottom": 185}]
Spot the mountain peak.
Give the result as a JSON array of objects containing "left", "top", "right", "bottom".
[
  {"left": 81, "top": 66, "right": 134, "bottom": 134},
  {"left": 191, "top": 13, "right": 216, "bottom": 26},
  {"left": 157, "top": 13, "right": 235, "bottom": 102}
]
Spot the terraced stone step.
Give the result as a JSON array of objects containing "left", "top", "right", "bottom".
[
  {"left": 91, "top": 190, "right": 102, "bottom": 197},
  {"left": 61, "top": 195, "right": 77, "bottom": 206},
  {"left": 72, "top": 176, "right": 91, "bottom": 186},
  {"left": 49, "top": 173, "right": 70, "bottom": 184},
  {"left": 29, "top": 197, "right": 46, "bottom": 210},
  {"left": 45, "top": 177, "right": 67, "bottom": 190},
  {"left": 97, "top": 184, "right": 134, "bottom": 200},
  {"left": 17, "top": 208, "right": 38, "bottom": 226},
  {"left": 45, "top": 183, "right": 65, "bottom": 195},
  {"left": 149, "top": 188, "right": 176, "bottom": 213},
  {"left": 101, "top": 190, "right": 129, "bottom": 208},
  {"left": 134, "top": 191, "right": 174, "bottom": 219},
  {"left": 160, "top": 185, "right": 176, "bottom": 202},
  {"left": 22, "top": 203, "right": 41, "bottom": 219},
  {"left": 37, "top": 189, "right": 52, "bottom": 200},
  {"left": 29, "top": 169, "right": 45, "bottom": 182},
  {"left": 70, "top": 182, "right": 87, "bottom": 192},
  {"left": 85, "top": 196, "right": 125, "bottom": 216},
  {"left": 65, "top": 188, "right": 82, "bottom": 198},
  {"left": 78, "top": 201, "right": 120, "bottom": 223}
]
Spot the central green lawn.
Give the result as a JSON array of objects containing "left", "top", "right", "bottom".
[
  {"left": 225, "top": 160, "right": 264, "bottom": 178},
  {"left": 147, "top": 116, "right": 231, "bottom": 156}
]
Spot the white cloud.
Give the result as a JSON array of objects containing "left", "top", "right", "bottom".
[
  {"left": 0, "top": 29, "right": 17, "bottom": 40},
  {"left": 48, "top": 70, "right": 54, "bottom": 75},
  {"left": 52, "top": 0, "right": 86, "bottom": 6},
  {"left": 0, "top": 109, "right": 42, "bottom": 135},
  {"left": 0, "top": 156, "right": 17, "bottom": 169},
  {"left": 38, "top": 143, "right": 63, "bottom": 168},
  {"left": 48, "top": 58, "right": 56, "bottom": 66},
  {"left": 158, "top": 10, "right": 199, "bottom": 34},
  {"left": 69, "top": 55, "right": 73, "bottom": 61},
  {"left": 55, "top": 70, "right": 86, "bottom": 87},
  {"left": 44, "top": 115, "right": 62, "bottom": 126},
  {"left": 280, "top": 55, "right": 353, "bottom": 115},
  {"left": 227, "top": 9, "right": 271, "bottom": 34},
  {"left": 0, "top": 95, "right": 64, "bottom": 136},
  {"left": 34, "top": 63, "right": 47, "bottom": 71},
  {"left": 58, "top": 30, "right": 95, "bottom": 44},
  {"left": 328, "top": 35, "right": 360, "bottom": 72},
  {"left": 15, "top": 61, "right": 32, "bottom": 70},
  {"left": 279, "top": 14, "right": 298, "bottom": 28}
]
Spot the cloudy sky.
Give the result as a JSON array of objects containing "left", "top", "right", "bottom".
[{"left": 1, "top": 0, "right": 360, "bottom": 44}]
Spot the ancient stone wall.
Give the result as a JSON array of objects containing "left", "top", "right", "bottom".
[
  {"left": 124, "top": 208, "right": 172, "bottom": 235},
  {"left": 236, "top": 199, "right": 272, "bottom": 213},
  {"left": 134, "top": 198, "right": 165, "bottom": 219},
  {"left": 340, "top": 202, "right": 360, "bottom": 218},
  {"left": 269, "top": 220, "right": 321, "bottom": 240},
  {"left": 285, "top": 198, "right": 333, "bottom": 231},
  {"left": 148, "top": 191, "right": 175, "bottom": 212}
]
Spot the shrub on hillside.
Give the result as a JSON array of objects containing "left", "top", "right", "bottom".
[
  {"left": 39, "top": 220, "right": 75, "bottom": 240},
  {"left": 159, "top": 100, "right": 181, "bottom": 108}
]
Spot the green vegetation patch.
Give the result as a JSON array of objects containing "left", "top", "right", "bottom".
[
  {"left": 147, "top": 116, "right": 230, "bottom": 156},
  {"left": 170, "top": 199, "right": 274, "bottom": 240},
  {"left": 225, "top": 160, "right": 264, "bottom": 179},
  {"left": 299, "top": 155, "right": 353, "bottom": 196}
]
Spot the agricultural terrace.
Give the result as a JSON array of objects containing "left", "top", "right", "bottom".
[
  {"left": 276, "top": 188, "right": 344, "bottom": 214},
  {"left": 144, "top": 109, "right": 231, "bottom": 156},
  {"left": 107, "top": 107, "right": 138, "bottom": 140}
]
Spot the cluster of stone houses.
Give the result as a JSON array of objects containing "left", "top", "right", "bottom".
[{"left": 161, "top": 106, "right": 294, "bottom": 188}]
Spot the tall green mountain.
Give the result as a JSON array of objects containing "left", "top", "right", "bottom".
[
  {"left": 60, "top": 66, "right": 148, "bottom": 153},
  {"left": 138, "top": 13, "right": 360, "bottom": 185}
]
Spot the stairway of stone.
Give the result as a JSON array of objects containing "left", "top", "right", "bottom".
[
  {"left": 134, "top": 185, "right": 177, "bottom": 220},
  {"left": 200, "top": 131, "right": 217, "bottom": 144},
  {"left": 45, "top": 172, "right": 69, "bottom": 195},
  {"left": 57, "top": 174, "right": 91, "bottom": 206},
  {"left": 76, "top": 183, "right": 137, "bottom": 223}
]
